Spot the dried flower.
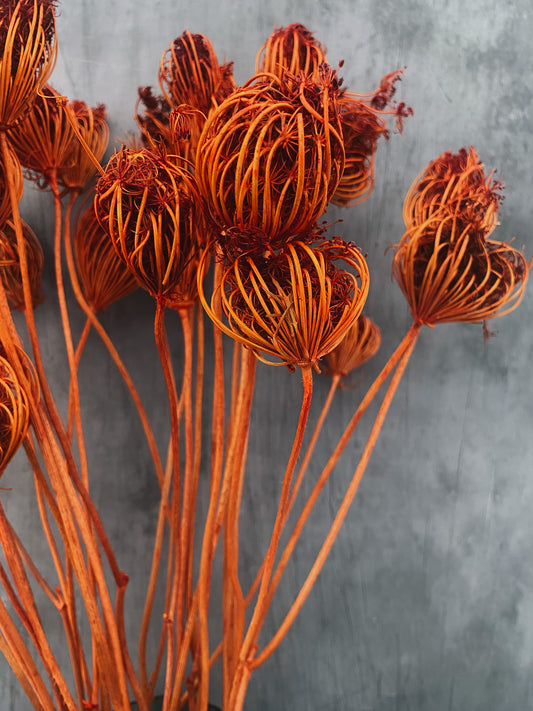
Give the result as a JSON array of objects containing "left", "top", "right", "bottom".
[
  {"left": 8, "top": 84, "right": 75, "bottom": 188},
  {"left": 0, "top": 218, "right": 44, "bottom": 309},
  {"left": 0, "top": 0, "right": 57, "bottom": 129},
  {"left": 159, "top": 31, "right": 235, "bottom": 115},
  {"left": 59, "top": 100, "right": 109, "bottom": 192},
  {"left": 0, "top": 352, "right": 30, "bottom": 473},
  {"left": 332, "top": 72, "right": 412, "bottom": 207},
  {"left": 256, "top": 23, "right": 327, "bottom": 80},
  {"left": 196, "top": 69, "right": 344, "bottom": 255},
  {"left": 95, "top": 147, "right": 202, "bottom": 303},
  {"left": 392, "top": 148, "right": 528, "bottom": 326},
  {"left": 74, "top": 198, "right": 138, "bottom": 313},
  {"left": 322, "top": 315, "right": 381, "bottom": 377},
  {"left": 135, "top": 86, "right": 174, "bottom": 152},
  {"left": 402, "top": 146, "right": 501, "bottom": 235},
  {"left": 199, "top": 238, "right": 369, "bottom": 370}
]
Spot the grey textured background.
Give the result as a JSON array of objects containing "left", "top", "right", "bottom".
[{"left": 1, "top": 0, "right": 533, "bottom": 709}]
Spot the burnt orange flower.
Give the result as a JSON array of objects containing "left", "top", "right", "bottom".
[
  {"left": 0, "top": 351, "right": 30, "bottom": 473},
  {"left": 135, "top": 86, "right": 174, "bottom": 152},
  {"left": 74, "top": 198, "right": 138, "bottom": 313},
  {"left": 198, "top": 238, "right": 369, "bottom": 370},
  {"left": 159, "top": 30, "right": 235, "bottom": 115},
  {"left": 256, "top": 23, "right": 327, "bottom": 80},
  {"left": 402, "top": 146, "right": 500, "bottom": 235},
  {"left": 59, "top": 100, "right": 109, "bottom": 193},
  {"left": 392, "top": 148, "right": 528, "bottom": 326},
  {"left": 196, "top": 68, "right": 344, "bottom": 255},
  {"left": 0, "top": 0, "right": 57, "bottom": 129},
  {"left": 322, "top": 314, "right": 381, "bottom": 377},
  {"left": 95, "top": 147, "right": 202, "bottom": 304},
  {"left": 8, "top": 84, "right": 75, "bottom": 187},
  {"left": 332, "top": 72, "right": 412, "bottom": 207},
  {"left": 0, "top": 218, "right": 43, "bottom": 309}
]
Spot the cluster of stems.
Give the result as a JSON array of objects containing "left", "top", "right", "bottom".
[{"left": 0, "top": 9, "right": 528, "bottom": 711}]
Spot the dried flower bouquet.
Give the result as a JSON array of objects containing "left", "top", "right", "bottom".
[{"left": 0, "top": 5, "right": 528, "bottom": 711}]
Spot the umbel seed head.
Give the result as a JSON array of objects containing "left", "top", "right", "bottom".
[
  {"left": 95, "top": 147, "right": 202, "bottom": 303},
  {"left": 0, "top": 0, "right": 57, "bottom": 129},
  {"left": 393, "top": 147, "right": 529, "bottom": 326},
  {"left": 196, "top": 67, "right": 345, "bottom": 256}
]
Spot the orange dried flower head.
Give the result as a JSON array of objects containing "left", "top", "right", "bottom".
[
  {"left": 135, "top": 86, "right": 174, "bottom": 152},
  {"left": 0, "top": 352, "right": 30, "bottom": 474},
  {"left": 332, "top": 71, "right": 413, "bottom": 207},
  {"left": 0, "top": 0, "right": 57, "bottom": 128},
  {"left": 8, "top": 84, "right": 75, "bottom": 188},
  {"left": 392, "top": 148, "right": 529, "bottom": 326},
  {"left": 256, "top": 23, "right": 327, "bottom": 80},
  {"left": 196, "top": 69, "right": 345, "bottom": 256},
  {"left": 199, "top": 237, "right": 369, "bottom": 371},
  {"left": 59, "top": 100, "right": 109, "bottom": 192},
  {"left": 95, "top": 147, "right": 202, "bottom": 304},
  {"left": 0, "top": 218, "right": 44, "bottom": 310},
  {"left": 74, "top": 198, "right": 138, "bottom": 313},
  {"left": 322, "top": 314, "right": 381, "bottom": 377},
  {"left": 159, "top": 31, "right": 235, "bottom": 115},
  {"left": 403, "top": 146, "right": 501, "bottom": 235}
]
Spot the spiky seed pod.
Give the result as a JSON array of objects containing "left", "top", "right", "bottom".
[
  {"left": 393, "top": 215, "right": 528, "bottom": 325},
  {"left": 8, "top": 84, "right": 75, "bottom": 188},
  {"left": 73, "top": 198, "right": 138, "bottom": 313},
  {"left": 196, "top": 69, "right": 345, "bottom": 256},
  {"left": 0, "top": 140, "right": 23, "bottom": 230},
  {"left": 0, "top": 218, "right": 43, "bottom": 310},
  {"left": 159, "top": 31, "right": 235, "bottom": 116},
  {"left": 0, "top": 352, "right": 30, "bottom": 473},
  {"left": 392, "top": 149, "right": 529, "bottom": 326},
  {"left": 0, "top": 0, "right": 57, "bottom": 129},
  {"left": 322, "top": 314, "right": 381, "bottom": 377},
  {"left": 95, "top": 147, "right": 202, "bottom": 303},
  {"left": 198, "top": 238, "right": 369, "bottom": 371},
  {"left": 402, "top": 146, "right": 501, "bottom": 235},
  {"left": 256, "top": 23, "right": 327, "bottom": 80},
  {"left": 59, "top": 101, "right": 109, "bottom": 193}
]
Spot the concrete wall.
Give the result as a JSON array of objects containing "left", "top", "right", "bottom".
[{"left": 1, "top": 0, "right": 533, "bottom": 709}]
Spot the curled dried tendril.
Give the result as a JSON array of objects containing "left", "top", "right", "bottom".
[
  {"left": 196, "top": 69, "right": 344, "bottom": 256},
  {"left": 322, "top": 314, "right": 381, "bottom": 378},
  {"left": 74, "top": 197, "right": 138, "bottom": 313},
  {"left": 393, "top": 148, "right": 529, "bottom": 326},
  {"left": 0, "top": 218, "right": 44, "bottom": 310},
  {"left": 95, "top": 147, "right": 203, "bottom": 303},
  {"left": 256, "top": 23, "right": 327, "bottom": 80},
  {"left": 0, "top": 352, "right": 31, "bottom": 474},
  {"left": 0, "top": 0, "right": 57, "bottom": 129},
  {"left": 198, "top": 238, "right": 369, "bottom": 371}
]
